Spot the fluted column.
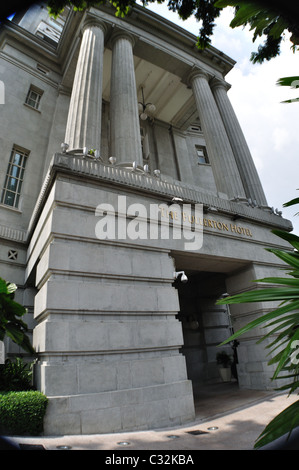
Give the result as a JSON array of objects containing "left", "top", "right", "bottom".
[
  {"left": 110, "top": 30, "right": 143, "bottom": 164},
  {"left": 65, "top": 19, "right": 106, "bottom": 150},
  {"left": 189, "top": 69, "right": 246, "bottom": 199},
  {"left": 211, "top": 78, "right": 267, "bottom": 206}
]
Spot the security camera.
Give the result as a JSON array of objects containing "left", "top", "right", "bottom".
[
  {"left": 181, "top": 273, "right": 188, "bottom": 283},
  {"left": 174, "top": 271, "right": 188, "bottom": 283}
]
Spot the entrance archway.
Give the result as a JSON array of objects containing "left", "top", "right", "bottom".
[
  {"left": 172, "top": 252, "right": 251, "bottom": 407},
  {"left": 174, "top": 271, "right": 234, "bottom": 394}
]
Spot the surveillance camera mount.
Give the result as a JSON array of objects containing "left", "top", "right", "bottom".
[{"left": 174, "top": 271, "right": 188, "bottom": 283}]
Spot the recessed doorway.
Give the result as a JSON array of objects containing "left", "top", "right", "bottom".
[{"left": 174, "top": 271, "right": 235, "bottom": 395}]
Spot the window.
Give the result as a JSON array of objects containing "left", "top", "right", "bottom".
[
  {"left": 35, "top": 20, "right": 62, "bottom": 45},
  {"left": 25, "top": 85, "right": 43, "bottom": 110},
  {"left": 1, "top": 146, "right": 29, "bottom": 208},
  {"left": 196, "top": 145, "right": 209, "bottom": 165}
]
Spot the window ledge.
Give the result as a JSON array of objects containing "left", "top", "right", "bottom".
[
  {"left": 23, "top": 103, "right": 41, "bottom": 113},
  {"left": 0, "top": 203, "right": 22, "bottom": 214}
]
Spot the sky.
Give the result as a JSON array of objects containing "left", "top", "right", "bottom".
[{"left": 143, "top": 3, "right": 299, "bottom": 234}]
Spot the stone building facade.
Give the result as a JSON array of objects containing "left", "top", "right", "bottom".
[{"left": 0, "top": 3, "right": 292, "bottom": 434}]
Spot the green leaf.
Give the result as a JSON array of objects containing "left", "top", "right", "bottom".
[
  {"left": 0, "top": 279, "right": 9, "bottom": 294},
  {"left": 0, "top": 276, "right": 33, "bottom": 353},
  {"left": 255, "top": 277, "right": 299, "bottom": 287},
  {"left": 269, "top": 17, "right": 288, "bottom": 39},
  {"left": 283, "top": 196, "right": 299, "bottom": 208},
  {"left": 218, "top": 300, "right": 299, "bottom": 345},
  {"left": 266, "top": 248, "right": 299, "bottom": 270},
  {"left": 255, "top": 400, "right": 299, "bottom": 448},
  {"left": 230, "top": 4, "right": 268, "bottom": 28},
  {"left": 214, "top": 0, "right": 244, "bottom": 7},
  {"left": 5, "top": 323, "right": 24, "bottom": 344},
  {"left": 219, "top": 286, "right": 299, "bottom": 303},
  {"left": 277, "top": 77, "right": 299, "bottom": 87},
  {"left": 271, "top": 229, "right": 299, "bottom": 251},
  {"left": 271, "top": 328, "right": 299, "bottom": 379},
  {"left": 281, "top": 97, "right": 299, "bottom": 104}
]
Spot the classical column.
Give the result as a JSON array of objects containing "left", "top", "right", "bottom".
[
  {"left": 64, "top": 18, "right": 106, "bottom": 150},
  {"left": 189, "top": 69, "right": 246, "bottom": 199},
  {"left": 211, "top": 78, "right": 267, "bottom": 206},
  {"left": 110, "top": 30, "right": 143, "bottom": 165}
]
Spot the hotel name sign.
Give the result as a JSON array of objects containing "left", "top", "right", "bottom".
[{"left": 160, "top": 206, "right": 253, "bottom": 238}]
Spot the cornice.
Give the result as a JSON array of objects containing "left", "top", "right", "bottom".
[
  {"left": 26, "top": 153, "right": 293, "bottom": 243},
  {"left": 0, "top": 20, "right": 59, "bottom": 64},
  {"left": 87, "top": 4, "right": 236, "bottom": 77}
]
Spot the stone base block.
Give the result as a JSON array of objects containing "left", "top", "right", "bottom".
[{"left": 43, "top": 381, "right": 195, "bottom": 435}]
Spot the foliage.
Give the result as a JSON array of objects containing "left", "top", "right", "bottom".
[
  {"left": 46, "top": 0, "right": 299, "bottom": 62},
  {"left": 46, "top": 0, "right": 222, "bottom": 49},
  {"left": 0, "top": 391, "right": 48, "bottom": 435},
  {"left": 0, "top": 277, "right": 35, "bottom": 355},
  {"left": 0, "top": 357, "right": 35, "bottom": 391},
  {"left": 277, "top": 76, "right": 299, "bottom": 104},
  {"left": 217, "top": 196, "right": 299, "bottom": 448},
  {"left": 214, "top": 0, "right": 299, "bottom": 63},
  {"left": 216, "top": 350, "right": 232, "bottom": 367},
  {"left": 2, "top": 0, "right": 298, "bottom": 63}
]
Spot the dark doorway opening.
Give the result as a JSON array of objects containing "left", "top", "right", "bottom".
[{"left": 174, "top": 271, "right": 237, "bottom": 400}]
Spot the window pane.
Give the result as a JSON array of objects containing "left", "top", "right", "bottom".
[
  {"left": 12, "top": 152, "right": 22, "bottom": 165},
  {"left": 30, "top": 91, "right": 38, "bottom": 101},
  {"left": 196, "top": 146, "right": 208, "bottom": 164},
  {"left": 10, "top": 165, "right": 21, "bottom": 179},
  {"left": 27, "top": 98, "right": 36, "bottom": 108},
  {"left": 6, "top": 177, "right": 18, "bottom": 191},
  {"left": 15, "top": 194, "right": 20, "bottom": 207},
  {"left": 4, "top": 191, "right": 15, "bottom": 206}
]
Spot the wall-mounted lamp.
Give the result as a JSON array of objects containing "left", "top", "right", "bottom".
[
  {"left": 109, "top": 157, "right": 117, "bottom": 165},
  {"left": 174, "top": 271, "right": 188, "bottom": 283},
  {"left": 61, "top": 143, "right": 69, "bottom": 153}
]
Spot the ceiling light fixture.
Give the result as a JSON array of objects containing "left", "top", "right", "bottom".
[{"left": 138, "top": 86, "right": 156, "bottom": 121}]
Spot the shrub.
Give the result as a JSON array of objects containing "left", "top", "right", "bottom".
[
  {"left": 0, "top": 357, "right": 34, "bottom": 391},
  {"left": 0, "top": 391, "right": 48, "bottom": 435},
  {"left": 216, "top": 351, "right": 232, "bottom": 368}
]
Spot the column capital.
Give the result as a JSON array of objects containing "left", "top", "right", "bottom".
[
  {"left": 210, "top": 77, "right": 231, "bottom": 92},
  {"left": 82, "top": 16, "right": 108, "bottom": 34},
  {"left": 185, "top": 66, "right": 211, "bottom": 87},
  {"left": 110, "top": 28, "right": 136, "bottom": 48}
]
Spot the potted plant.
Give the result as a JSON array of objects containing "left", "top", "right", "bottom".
[{"left": 216, "top": 351, "right": 232, "bottom": 382}]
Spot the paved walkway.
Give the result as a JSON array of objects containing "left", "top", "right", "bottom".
[{"left": 5, "top": 383, "right": 299, "bottom": 450}]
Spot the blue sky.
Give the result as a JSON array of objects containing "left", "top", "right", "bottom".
[{"left": 144, "top": 3, "right": 299, "bottom": 234}]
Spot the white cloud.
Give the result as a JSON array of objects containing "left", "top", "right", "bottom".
[{"left": 224, "top": 39, "right": 299, "bottom": 232}]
